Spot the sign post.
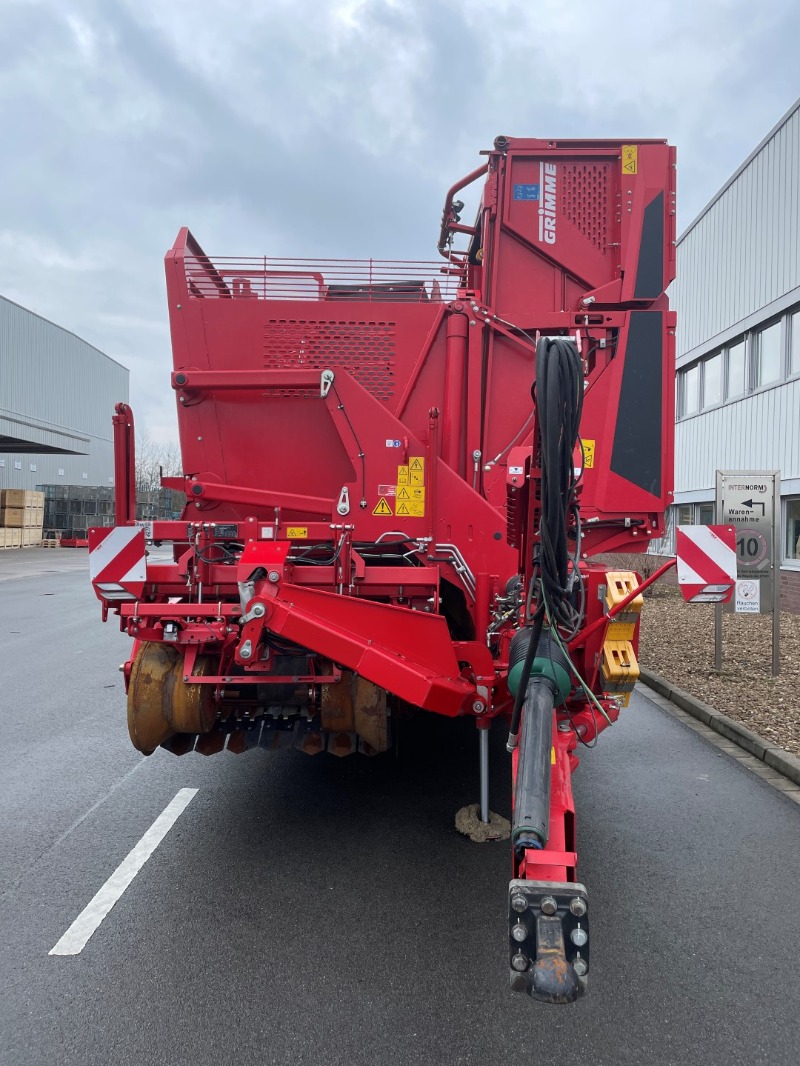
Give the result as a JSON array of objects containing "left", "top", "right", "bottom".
[{"left": 715, "top": 470, "right": 780, "bottom": 676}]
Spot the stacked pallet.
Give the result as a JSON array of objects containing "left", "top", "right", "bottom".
[
  {"left": 38, "top": 484, "right": 185, "bottom": 541},
  {"left": 0, "top": 489, "right": 45, "bottom": 548}
]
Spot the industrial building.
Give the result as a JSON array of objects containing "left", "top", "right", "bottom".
[
  {"left": 671, "top": 97, "right": 800, "bottom": 612},
  {"left": 0, "top": 295, "right": 128, "bottom": 491}
]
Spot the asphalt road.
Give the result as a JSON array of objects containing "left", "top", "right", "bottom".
[{"left": 1, "top": 547, "right": 800, "bottom": 1066}]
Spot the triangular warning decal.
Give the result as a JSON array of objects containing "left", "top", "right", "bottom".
[
  {"left": 397, "top": 487, "right": 411, "bottom": 500},
  {"left": 397, "top": 503, "right": 410, "bottom": 515},
  {"left": 410, "top": 457, "right": 423, "bottom": 471},
  {"left": 372, "top": 497, "right": 393, "bottom": 516}
]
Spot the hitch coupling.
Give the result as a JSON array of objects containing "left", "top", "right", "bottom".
[{"left": 508, "top": 880, "right": 589, "bottom": 1003}]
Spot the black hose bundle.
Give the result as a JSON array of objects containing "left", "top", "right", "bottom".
[
  {"left": 533, "top": 336, "right": 584, "bottom": 633},
  {"left": 507, "top": 336, "right": 584, "bottom": 750}
]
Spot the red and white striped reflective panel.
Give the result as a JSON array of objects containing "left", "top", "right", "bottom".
[
  {"left": 88, "top": 526, "right": 147, "bottom": 601},
  {"left": 676, "top": 525, "right": 736, "bottom": 604}
]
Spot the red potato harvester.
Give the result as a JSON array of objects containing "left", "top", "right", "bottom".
[{"left": 90, "top": 135, "right": 681, "bottom": 1002}]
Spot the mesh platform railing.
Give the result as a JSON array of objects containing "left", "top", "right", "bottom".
[{"left": 182, "top": 254, "right": 463, "bottom": 302}]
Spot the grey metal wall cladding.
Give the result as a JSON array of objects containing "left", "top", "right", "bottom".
[
  {"left": 674, "top": 100, "right": 800, "bottom": 356},
  {"left": 0, "top": 296, "right": 128, "bottom": 491},
  {"left": 675, "top": 377, "right": 800, "bottom": 493}
]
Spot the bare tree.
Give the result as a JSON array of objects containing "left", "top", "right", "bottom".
[{"left": 135, "top": 429, "right": 183, "bottom": 493}]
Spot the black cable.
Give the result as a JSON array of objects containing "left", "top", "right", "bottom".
[
  {"left": 533, "top": 336, "right": 584, "bottom": 637},
  {"left": 331, "top": 382, "right": 367, "bottom": 507},
  {"left": 507, "top": 336, "right": 584, "bottom": 749}
]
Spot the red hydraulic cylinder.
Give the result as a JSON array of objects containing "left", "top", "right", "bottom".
[
  {"left": 112, "top": 402, "right": 136, "bottom": 525},
  {"left": 442, "top": 311, "right": 468, "bottom": 477}
]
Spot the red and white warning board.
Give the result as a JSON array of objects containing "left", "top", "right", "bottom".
[
  {"left": 676, "top": 525, "right": 736, "bottom": 604},
  {"left": 88, "top": 526, "right": 147, "bottom": 601}
]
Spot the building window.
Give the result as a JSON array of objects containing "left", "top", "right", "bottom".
[
  {"left": 703, "top": 352, "right": 722, "bottom": 407},
  {"left": 787, "top": 498, "right": 800, "bottom": 561},
  {"left": 755, "top": 320, "right": 782, "bottom": 386},
  {"left": 726, "top": 338, "right": 746, "bottom": 398},
  {"left": 790, "top": 310, "right": 800, "bottom": 377},
  {"left": 681, "top": 364, "right": 700, "bottom": 416},
  {"left": 677, "top": 504, "right": 694, "bottom": 525},
  {"left": 697, "top": 503, "right": 715, "bottom": 524}
]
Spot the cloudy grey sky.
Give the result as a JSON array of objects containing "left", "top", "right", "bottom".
[{"left": 1, "top": 0, "right": 798, "bottom": 442}]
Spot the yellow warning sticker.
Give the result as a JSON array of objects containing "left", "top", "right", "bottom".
[
  {"left": 409, "top": 456, "right": 425, "bottom": 485},
  {"left": 551, "top": 747, "right": 556, "bottom": 766},
  {"left": 396, "top": 465, "right": 410, "bottom": 486},
  {"left": 582, "top": 439, "right": 595, "bottom": 469},
  {"left": 287, "top": 527, "right": 308, "bottom": 539},
  {"left": 395, "top": 485, "right": 425, "bottom": 517},
  {"left": 621, "top": 145, "right": 638, "bottom": 175},
  {"left": 372, "top": 497, "right": 393, "bottom": 516}
]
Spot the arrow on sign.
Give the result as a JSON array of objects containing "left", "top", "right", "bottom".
[{"left": 742, "top": 498, "right": 766, "bottom": 515}]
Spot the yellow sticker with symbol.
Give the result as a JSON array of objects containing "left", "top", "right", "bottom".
[
  {"left": 372, "top": 497, "right": 393, "bottom": 517},
  {"left": 621, "top": 145, "right": 638, "bottom": 175},
  {"left": 395, "top": 485, "right": 425, "bottom": 517},
  {"left": 396, "top": 465, "right": 410, "bottom": 486},
  {"left": 409, "top": 456, "right": 425, "bottom": 485},
  {"left": 582, "top": 439, "right": 595, "bottom": 469},
  {"left": 287, "top": 527, "right": 308, "bottom": 539}
]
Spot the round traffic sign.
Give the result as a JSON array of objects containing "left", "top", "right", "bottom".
[{"left": 735, "top": 527, "right": 768, "bottom": 568}]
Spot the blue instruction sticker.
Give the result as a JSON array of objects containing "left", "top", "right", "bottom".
[{"left": 513, "top": 184, "right": 540, "bottom": 201}]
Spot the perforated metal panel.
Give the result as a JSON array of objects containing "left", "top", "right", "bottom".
[
  {"left": 560, "top": 165, "right": 609, "bottom": 252},
  {"left": 264, "top": 319, "right": 396, "bottom": 401}
]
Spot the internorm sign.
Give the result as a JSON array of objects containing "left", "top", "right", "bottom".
[{"left": 715, "top": 470, "right": 779, "bottom": 616}]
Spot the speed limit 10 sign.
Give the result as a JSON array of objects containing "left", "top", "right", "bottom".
[{"left": 715, "top": 471, "right": 779, "bottom": 615}]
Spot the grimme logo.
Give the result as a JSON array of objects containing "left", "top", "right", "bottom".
[{"left": 539, "top": 162, "right": 557, "bottom": 245}]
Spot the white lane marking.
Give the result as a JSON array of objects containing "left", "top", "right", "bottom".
[{"left": 49, "top": 788, "right": 198, "bottom": 956}]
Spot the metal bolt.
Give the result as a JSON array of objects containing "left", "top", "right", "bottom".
[
  {"left": 268, "top": 571, "right": 280, "bottom": 583},
  {"left": 511, "top": 953, "right": 529, "bottom": 972},
  {"left": 573, "top": 957, "right": 588, "bottom": 977},
  {"left": 540, "top": 896, "right": 558, "bottom": 916},
  {"left": 571, "top": 926, "right": 588, "bottom": 947},
  {"left": 510, "top": 894, "right": 527, "bottom": 913},
  {"left": 511, "top": 923, "right": 527, "bottom": 943},
  {"left": 239, "top": 640, "right": 252, "bottom": 660},
  {"left": 251, "top": 603, "right": 266, "bottom": 617},
  {"left": 472, "top": 699, "right": 485, "bottom": 714},
  {"left": 569, "top": 897, "right": 587, "bottom": 917}
]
